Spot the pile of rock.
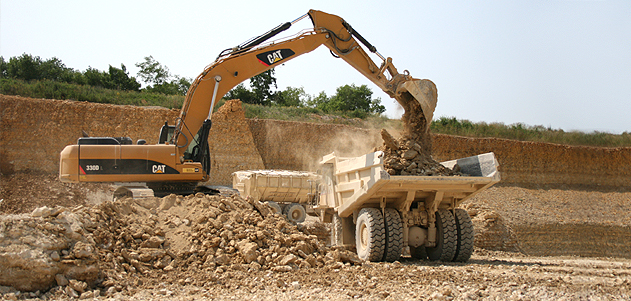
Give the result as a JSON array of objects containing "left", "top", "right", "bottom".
[
  {"left": 0, "top": 206, "right": 99, "bottom": 293},
  {"left": 0, "top": 193, "right": 360, "bottom": 297},
  {"left": 462, "top": 203, "right": 520, "bottom": 252},
  {"left": 379, "top": 129, "right": 463, "bottom": 176}
]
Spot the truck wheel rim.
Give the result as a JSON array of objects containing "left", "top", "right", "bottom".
[{"left": 359, "top": 223, "right": 368, "bottom": 250}]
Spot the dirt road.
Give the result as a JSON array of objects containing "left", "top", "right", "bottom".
[{"left": 27, "top": 250, "right": 628, "bottom": 300}]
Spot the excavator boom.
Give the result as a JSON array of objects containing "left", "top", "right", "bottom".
[{"left": 59, "top": 9, "right": 437, "bottom": 196}]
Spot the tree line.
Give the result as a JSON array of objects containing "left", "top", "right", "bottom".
[
  {"left": 0, "top": 53, "right": 385, "bottom": 116},
  {"left": 0, "top": 54, "right": 189, "bottom": 95},
  {"left": 225, "top": 69, "right": 385, "bottom": 116}
]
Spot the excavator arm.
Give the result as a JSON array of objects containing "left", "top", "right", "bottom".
[
  {"left": 172, "top": 10, "right": 437, "bottom": 169},
  {"left": 59, "top": 9, "right": 437, "bottom": 195}
]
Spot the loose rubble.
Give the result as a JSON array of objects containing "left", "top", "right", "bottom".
[
  {"left": 379, "top": 129, "right": 463, "bottom": 176},
  {"left": 0, "top": 193, "right": 361, "bottom": 297},
  {"left": 377, "top": 83, "right": 464, "bottom": 176}
]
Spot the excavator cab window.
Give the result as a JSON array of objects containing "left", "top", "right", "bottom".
[
  {"left": 78, "top": 137, "right": 132, "bottom": 145},
  {"left": 159, "top": 121, "right": 175, "bottom": 144},
  {"left": 183, "top": 119, "right": 212, "bottom": 174}
]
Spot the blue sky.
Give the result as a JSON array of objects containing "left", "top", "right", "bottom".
[{"left": 2, "top": 0, "right": 630, "bottom": 133}]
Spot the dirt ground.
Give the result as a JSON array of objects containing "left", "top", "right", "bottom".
[
  {"left": 1, "top": 172, "right": 631, "bottom": 300},
  {"left": 10, "top": 250, "right": 631, "bottom": 300}
]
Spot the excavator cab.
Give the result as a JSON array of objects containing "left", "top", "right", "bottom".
[{"left": 158, "top": 121, "right": 175, "bottom": 144}]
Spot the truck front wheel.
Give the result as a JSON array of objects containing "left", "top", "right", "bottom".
[{"left": 355, "top": 208, "right": 385, "bottom": 262}]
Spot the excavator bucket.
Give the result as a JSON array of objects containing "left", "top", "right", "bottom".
[{"left": 398, "top": 79, "right": 438, "bottom": 129}]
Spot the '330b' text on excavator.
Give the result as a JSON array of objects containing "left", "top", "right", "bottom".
[{"left": 59, "top": 9, "right": 438, "bottom": 197}]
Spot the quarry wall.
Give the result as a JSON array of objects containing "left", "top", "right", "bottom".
[{"left": 2, "top": 95, "right": 631, "bottom": 189}]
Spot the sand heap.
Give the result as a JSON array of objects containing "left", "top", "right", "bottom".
[
  {"left": 461, "top": 203, "right": 520, "bottom": 252},
  {"left": 0, "top": 193, "right": 359, "bottom": 295},
  {"left": 379, "top": 83, "right": 462, "bottom": 176}
]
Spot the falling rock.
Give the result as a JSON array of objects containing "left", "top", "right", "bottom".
[
  {"left": 50, "top": 251, "right": 60, "bottom": 262},
  {"left": 402, "top": 149, "right": 418, "bottom": 160},
  {"left": 79, "top": 291, "right": 95, "bottom": 299},
  {"left": 31, "top": 206, "right": 53, "bottom": 218},
  {"left": 65, "top": 286, "right": 79, "bottom": 298},
  {"left": 380, "top": 129, "right": 399, "bottom": 150},
  {"left": 214, "top": 254, "right": 230, "bottom": 266}
]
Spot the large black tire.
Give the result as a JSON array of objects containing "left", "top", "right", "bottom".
[
  {"left": 265, "top": 201, "right": 282, "bottom": 215},
  {"left": 453, "top": 208, "right": 475, "bottom": 262},
  {"left": 331, "top": 213, "right": 343, "bottom": 247},
  {"left": 426, "top": 209, "right": 458, "bottom": 262},
  {"left": 355, "top": 208, "right": 385, "bottom": 262},
  {"left": 283, "top": 203, "right": 306, "bottom": 223},
  {"left": 382, "top": 208, "right": 404, "bottom": 262}
]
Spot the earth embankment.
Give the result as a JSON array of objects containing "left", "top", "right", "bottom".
[{"left": 3, "top": 94, "right": 631, "bottom": 189}]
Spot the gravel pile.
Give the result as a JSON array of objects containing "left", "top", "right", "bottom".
[
  {"left": 379, "top": 129, "right": 463, "bottom": 176},
  {"left": 0, "top": 193, "right": 361, "bottom": 298}
]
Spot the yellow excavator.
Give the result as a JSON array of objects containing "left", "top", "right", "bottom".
[{"left": 59, "top": 9, "right": 438, "bottom": 197}]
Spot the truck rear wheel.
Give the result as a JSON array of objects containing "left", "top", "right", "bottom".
[
  {"left": 283, "top": 203, "right": 306, "bottom": 223},
  {"left": 355, "top": 208, "right": 385, "bottom": 262},
  {"left": 265, "top": 201, "right": 282, "bottom": 215},
  {"left": 382, "top": 208, "right": 404, "bottom": 262},
  {"left": 453, "top": 208, "right": 475, "bottom": 262},
  {"left": 426, "top": 209, "right": 457, "bottom": 262}
]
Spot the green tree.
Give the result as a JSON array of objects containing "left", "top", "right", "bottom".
[
  {"left": 135, "top": 56, "right": 191, "bottom": 95},
  {"left": 107, "top": 64, "right": 141, "bottom": 91},
  {"left": 0, "top": 56, "right": 7, "bottom": 78},
  {"left": 224, "top": 69, "right": 278, "bottom": 105},
  {"left": 6, "top": 53, "right": 42, "bottom": 81},
  {"left": 224, "top": 83, "right": 256, "bottom": 103},
  {"left": 314, "top": 84, "right": 385, "bottom": 114},
  {"left": 83, "top": 67, "right": 107, "bottom": 88},
  {"left": 306, "top": 91, "right": 330, "bottom": 108},
  {"left": 135, "top": 55, "right": 171, "bottom": 86},
  {"left": 249, "top": 69, "right": 277, "bottom": 105},
  {"left": 39, "top": 57, "right": 69, "bottom": 81},
  {"left": 275, "top": 86, "right": 307, "bottom": 107}
]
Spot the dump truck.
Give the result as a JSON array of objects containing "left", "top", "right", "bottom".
[
  {"left": 232, "top": 170, "right": 320, "bottom": 223},
  {"left": 234, "top": 151, "right": 500, "bottom": 263}
]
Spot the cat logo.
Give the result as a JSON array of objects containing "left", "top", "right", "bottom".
[
  {"left": 256, "top": 49, "right": 296, "bottom": 66},
  {"left": 152, "top": 164, "right": 166, "bottom": 174}
]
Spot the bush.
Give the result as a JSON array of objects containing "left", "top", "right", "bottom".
[
  {"left": 0, "top": 78, "right": 184, "bottom": 109},
  {"left": 430, "top": 116, "right": 631, "bottom": 147}
]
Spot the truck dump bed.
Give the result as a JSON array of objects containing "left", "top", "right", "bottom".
[
  {"left": 232, "top": 170, "right": 320, "bottom": 204},
  {"left": 317, "top": 151, "right": 500, "bottom": 218}
]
